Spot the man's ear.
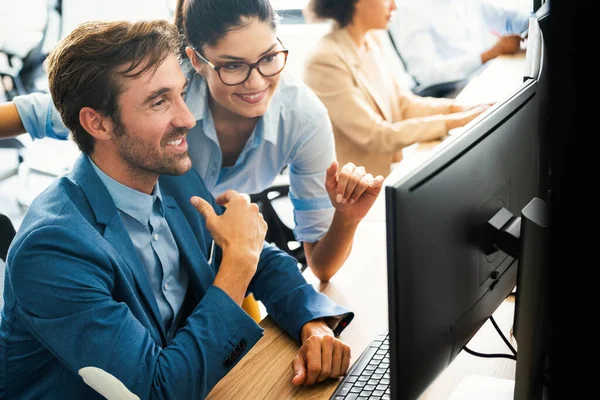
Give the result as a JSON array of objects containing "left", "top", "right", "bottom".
[
  {"left": 79, "top": 107, "right": 115, "bottom": 141},
  {"left": 186, "top": 46, "right": 206, "bottom": 76}
]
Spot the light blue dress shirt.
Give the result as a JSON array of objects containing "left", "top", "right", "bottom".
[
  {"left": 13, "top": 60, "right": 335, "bottom": 243},
  {"left": 388, "top": 0, "right": 532, "bottom": 88},
  {"left": 89, "top": 157, "right": 188, "bottom": 340}
]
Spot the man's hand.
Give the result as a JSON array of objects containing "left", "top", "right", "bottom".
[
  {"left": 191, "top": 191, "right": 266, "bottom": 256},
  {"left": 291, "top": 319, "right": 351, "bottom": 386},
  {"left": 481, "top": 34, "right": 523, "bottom": 63},
  {"left": 495, "top": 34, "right": 523, "bottom": 55},
  {"left": 190, "top": 191, "right": 267, "bottom": 292},
  {"left": 325, "top": 161, "right": 384, "bottom": 223}
]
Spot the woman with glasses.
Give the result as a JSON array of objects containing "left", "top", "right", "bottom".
[
  {"left": 173, "top": 0, "right": 386, "bottom": 284},
  {"left": 0, "top": 0, "right": 383, "bottom": 283},
  {"left": 302, "top": 0, "right": 494, "bottom": 178}
]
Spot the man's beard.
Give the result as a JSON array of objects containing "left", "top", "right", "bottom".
[{"left": 114, "top": 124, "right": 191, "bottom": 177}]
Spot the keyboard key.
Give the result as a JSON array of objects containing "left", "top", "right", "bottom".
[
  {"left": 349, "top": 346, "right": 377, "bottom": 376},
  {"left": 337, "top": 383, "right": 353, "bottom": 396}
]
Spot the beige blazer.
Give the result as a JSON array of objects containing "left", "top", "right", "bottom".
[{"left": 303, "top": 28, "right": 457, "bottom": 177}]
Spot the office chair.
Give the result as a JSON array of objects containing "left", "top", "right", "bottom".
[
  {"left": 249, "top": 177, "right": 307, "bottom": 272},
  {"left": 386, "top": 30, "right": 467, "bottom": 99},
  {"left": 0, "top": 213, "right": 17, "bottom": 323},
  {"left": 0, "top": 138, "right": 26, "bottom": 184},
  {"left": 0, "top": 1, "right": 54, "bottom": 101}
]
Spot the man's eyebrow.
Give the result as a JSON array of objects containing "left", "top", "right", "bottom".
[
  {"left": 217, "top": 43, "right": 278, "bottom": 61},
  {"left": 144, "top": 80, "right": 189, "bottom": 104}
]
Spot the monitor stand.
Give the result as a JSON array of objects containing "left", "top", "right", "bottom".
[{"left": 448, "top": 376, "right": 515, "bottom": 400}]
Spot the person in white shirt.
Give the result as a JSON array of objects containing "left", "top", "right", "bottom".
[{"left": 388, "top": 0, "right": 531, "bottom": 89}]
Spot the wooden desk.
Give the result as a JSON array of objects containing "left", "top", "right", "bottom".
[{"left": 206, "top": 53, "right": 526, "bottom": 400}]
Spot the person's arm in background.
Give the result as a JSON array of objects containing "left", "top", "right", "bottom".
[
  {"left": 480, "top": 35, "right": 523, "bottom": 64},
  {"left": 480, "top": 0, "right": 531, "bottom": 37},
  {"left": 303, "top": 46, "right": 488, "bottom": 155},
  {"left": 388, "top": 4, "right": 483, "bottom": 87},
  {"left": 275, "top": 105, "right": 383, "bottom": 282},
  {"left": 479, "top": 0, "right": 531, "bottom": 62},
  {"left": 0, "top": 102, "right": 26, "bottom": 139},
  {"left": 0, "top": 93, "right": 70, "bottom": 140}
]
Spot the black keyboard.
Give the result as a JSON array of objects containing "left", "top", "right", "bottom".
[{"left": 330, "top": 331, "right": 391, "bottom": 400}]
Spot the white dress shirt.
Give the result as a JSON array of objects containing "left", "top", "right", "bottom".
[{"left": 388, "top": 0, "right": 531, "bottom": 88}]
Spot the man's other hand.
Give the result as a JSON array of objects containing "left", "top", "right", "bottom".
[{"left": 291, "top": 319, "right": 351, "bottom": 386}]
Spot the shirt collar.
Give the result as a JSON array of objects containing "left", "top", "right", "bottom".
[
  {"left": 88, "top": 155, "right": 164, "bottom": 225},
  {"left": 183, "top": 59, "right": 281, "bottom": 146}
]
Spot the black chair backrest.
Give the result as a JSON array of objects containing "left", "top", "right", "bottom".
[
  {"left": 249, "top": 185, "right": 307, "bottom": 271},
  {"left": 1, "top": 213, "right": 16, "bottom": 320},
  {"left": 0, "top": 214, "right": 16, "bottom": 262}
]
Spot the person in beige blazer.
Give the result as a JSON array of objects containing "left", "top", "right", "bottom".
[{"left": 302, "top": 0, "right": 492, "bottom": 177}]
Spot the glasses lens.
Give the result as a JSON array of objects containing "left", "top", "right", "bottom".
[
  {"left": 219, "top": 63, "right": 251, "bottom": 85},
  {"left": 258, "top": 51, "right": 287, "bottom": 77},
  {"left": 219, "top": 51, "right": 287, "bottom": 85}
]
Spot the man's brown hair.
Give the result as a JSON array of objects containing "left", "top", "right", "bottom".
[{"left": 45, "top": 19, "right": 182, "bottom": 154}]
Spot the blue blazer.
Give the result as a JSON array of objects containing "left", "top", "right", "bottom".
[{"left": 0, "top": 155, "right": 352, "bottom": 399}]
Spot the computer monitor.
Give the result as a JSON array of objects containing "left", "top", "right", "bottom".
[{"left": 384, "top": 12, "right": 550, "bottom": 400}]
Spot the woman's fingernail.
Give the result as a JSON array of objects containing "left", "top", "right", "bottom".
[{"left": 336, "top": 194, "right": 342, "bottom": 203}]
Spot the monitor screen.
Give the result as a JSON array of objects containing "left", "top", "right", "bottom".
[{"left": 384, "top": 14, "right": 549, "bottom": 400}]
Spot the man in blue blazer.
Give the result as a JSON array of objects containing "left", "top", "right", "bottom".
[{"left": 0, "top": 20, "right": 354, "bottom": 399}]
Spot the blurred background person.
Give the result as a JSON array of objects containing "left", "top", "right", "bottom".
[
  {"left": 302, "top": 0, "right": 492, "bottom": 178},
  {"left": 388, "top": 0, "right": 531, "bottom": 90}
]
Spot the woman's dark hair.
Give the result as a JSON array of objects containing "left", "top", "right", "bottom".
[
  {"left": 309, "top": 0, "right": 360, "bottom": 28},
  {"left": 174, "top": 0, "right": 278, "bottom": 57}
]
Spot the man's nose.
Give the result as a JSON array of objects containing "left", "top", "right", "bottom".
[{"left": 174, "top": 97, "right": 196, "bottom": 129}]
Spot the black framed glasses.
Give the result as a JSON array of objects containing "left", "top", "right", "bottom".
[{"left": 193, "top": 43, "right": 289, "bottom": 86}]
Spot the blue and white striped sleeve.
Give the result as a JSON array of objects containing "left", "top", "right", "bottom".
[{"left": 13, "top": 92, "right": 69, "bottom": 140}]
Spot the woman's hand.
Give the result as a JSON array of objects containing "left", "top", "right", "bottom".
[
  {"left": 451, "top": 102, "right": 494, "bottom": 114},
  {"left": 446, "top": 103, "right": 493, "bottom": 131},
  {"left": 325, "top": 161, "right": 384, "bottom": 223}
]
